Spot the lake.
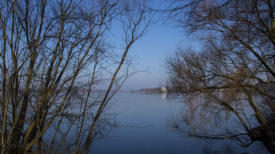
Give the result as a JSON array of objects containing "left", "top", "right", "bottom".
[{"left": 90, "top": 93, "right": 268, "bottom": 154}]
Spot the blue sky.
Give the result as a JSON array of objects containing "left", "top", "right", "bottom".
[
  {"left": 104, "top": 1, "right": 201, "bottom": 90},
  {"left": 119, "top": 22, "right": 194, "bottom": 90}
]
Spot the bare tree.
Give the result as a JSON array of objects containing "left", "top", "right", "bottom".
[
  {"left": 166, "top": 0, "right": 275, "bottom": 153},
  {"left": 0, "top": 0, "right": 152, "bottom": 153}
]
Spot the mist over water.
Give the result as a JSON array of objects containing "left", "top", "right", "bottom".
[{"left": 91, "top": 93, "right": 268, "bottom": 154}]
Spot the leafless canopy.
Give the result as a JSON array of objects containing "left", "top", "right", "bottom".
[
  {"left": 166, "top": 0, "right": 275, "bottom": 153},
  {"left": 0, "top": 0, "right": 152, "bottom": 153}
]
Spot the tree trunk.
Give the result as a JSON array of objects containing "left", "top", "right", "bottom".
[
  {"left": 261, "top": 130, "right": 275, "bottom": 154},
  {"left": 262, "top": 138, "right": 275, "bottom": 154}
]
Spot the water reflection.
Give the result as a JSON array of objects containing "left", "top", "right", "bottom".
[
  {"left": 91, "top": 93, "right": 268, "bottom": 154},
  {"left": 161, "top": 93, "right": 167, "bottom": 100},
  {"left": 169, "top": 92, "right": 274, "bottom": 153}
]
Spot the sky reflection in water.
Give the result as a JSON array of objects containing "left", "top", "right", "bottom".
[{"left": 91, "top": 93, "right": 268, "bottom": 154}]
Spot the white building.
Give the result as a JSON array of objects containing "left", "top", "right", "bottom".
[{"left": 160, "top": 87, "right": 167, "bottom": 93}]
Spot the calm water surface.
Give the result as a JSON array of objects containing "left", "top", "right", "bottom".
[{"left": 91, "top": 93, "right": 268, "bottom": 154}]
